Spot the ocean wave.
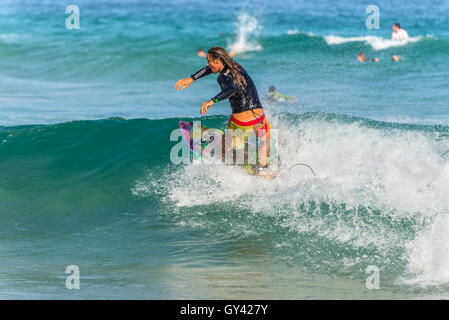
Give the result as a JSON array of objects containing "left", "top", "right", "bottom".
[
  {"left": 2, "top": 114, "right": 449, "bottom": 288},
  {"left": 401, "top": 215, "right": 449, "bottom": 287},
  {"left": 324, "top": 35, "right": 423, "bottom": 50},
  {"left": 285, "top": 29, "right": 315, "bottom": 37},
  {"left": 136, "top": 113, "right": 449, "bottom": 287}
]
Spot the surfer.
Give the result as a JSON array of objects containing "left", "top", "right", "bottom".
[
  {"left": 175, "top": 46, "right": 272, "bottom": 174},
  {"left": 357, "top": 52, "right": 379, "bottom": 63},
  {"left": 266, "top": 85, "right": 298, "bottom": 103},
  {"left": 197, "top": 48, "right": 206, "bottom": 58},
  {"left": 391, "top": 23, "right": 407, "bottom": 63},
  {"left": 392, "top": 23, "right": 409, "bottom": 41}
]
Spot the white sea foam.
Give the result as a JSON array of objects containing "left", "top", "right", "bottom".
[
  {"left": 324, "top": 35, "right": 422, "bottom": 50},
  {"left": 169, "top": 114, "right": 449, "bottom": 216},
  {"left": 227, "top": 13, "right": 262, "bottom": 55},
  {"left": 160, "top": 113, "right": 449, "bottom": 286},
  {"left": 400, "top": 214, "right": 449, "bottom": 287}
]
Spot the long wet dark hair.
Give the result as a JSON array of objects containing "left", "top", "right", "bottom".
[{"left": 207, "top": 46, "right": 247, "bottom": 90}]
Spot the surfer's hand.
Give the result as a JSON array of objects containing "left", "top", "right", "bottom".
[
  {"left": 201, "top": 100, "right": 214, "bottom": 115},
  {"left": 175, "top": 77, "right": 193, "bottom": 91}
]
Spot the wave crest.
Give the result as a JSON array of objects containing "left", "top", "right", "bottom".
[{"left": 324, "top": 35, "right": 422, "bottom": 50}]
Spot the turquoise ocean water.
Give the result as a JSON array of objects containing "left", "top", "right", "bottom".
[{"left": 1, "top": 0, "right": 449, "bottom": 299}]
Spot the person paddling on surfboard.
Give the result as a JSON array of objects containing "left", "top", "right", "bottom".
[{"left": 175, "top": 46, "right": 272, "bottom": 175}]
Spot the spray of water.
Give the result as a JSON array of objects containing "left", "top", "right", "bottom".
[
  {"left": 146, "top": 112, "right": 449, "bottom": 288},
  {"left": 227, "top": 13, "right": 263, "bottom": 55}
]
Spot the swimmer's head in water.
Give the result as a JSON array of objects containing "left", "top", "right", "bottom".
[
  {"left": 197, "top": 48, "right": 206, "bottom": 57},
  {"left": 393, "top": 23, "right": 401, "bottom": 32},
  {"left": 207, "top": 46, "right": 247, "bottom": 90},
  {"left": 268, "top": 85, "right": 276, "bottom": 93},
  {"left": 357, "top": 52, "right": 367, "bottom": 62}
]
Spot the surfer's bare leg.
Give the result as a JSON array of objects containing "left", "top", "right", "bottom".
[
  {"left": 258, "top": 134, "right": 270, "bottom": 167},
  {"left": 256, "top": 120, "right": 270, "bottom": 167}
]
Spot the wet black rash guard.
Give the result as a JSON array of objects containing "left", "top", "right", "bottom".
[{"left": 190, "top": 65, "right": 263, "bottom": 114}]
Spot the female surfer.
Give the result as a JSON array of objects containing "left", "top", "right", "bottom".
[{"left": 175, "top": 46, "right": 272, "bottom": 175}]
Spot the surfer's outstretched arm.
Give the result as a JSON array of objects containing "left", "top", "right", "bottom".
[
  {"left": 175, "top": 66, "right": 213, "bottom": 91},
  {"left": 190, "top": 66, "right": 213, "bottom": 81},
  {"left": 175, "top": 77, "right": 193, "bottom": 91}
]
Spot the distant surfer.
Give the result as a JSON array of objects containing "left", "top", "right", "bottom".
[
  {"left": 357, "top": 52, "right": 379, "bottom": 63},
  {"left": 176, "top": 46, "right": 272, "bottom": 175},
  {"left": 197, "top": 48, "right": 206, "bottom": 58},
  {"left": 266, "top": 85, "right": 298, "bottom": 103},
  {"left": 391, "top": 23, "right": 408, "bottom": 62},
  {"left": 392, "top": 23, "right": 409, "bottom": 41}
]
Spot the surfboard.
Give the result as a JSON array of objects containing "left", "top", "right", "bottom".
[
  {"left": 179, "top": 120, "right": 277, "bottom": 177},
  {"left": 179, "top": 121, "right": 223, "bottom": 161}
]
